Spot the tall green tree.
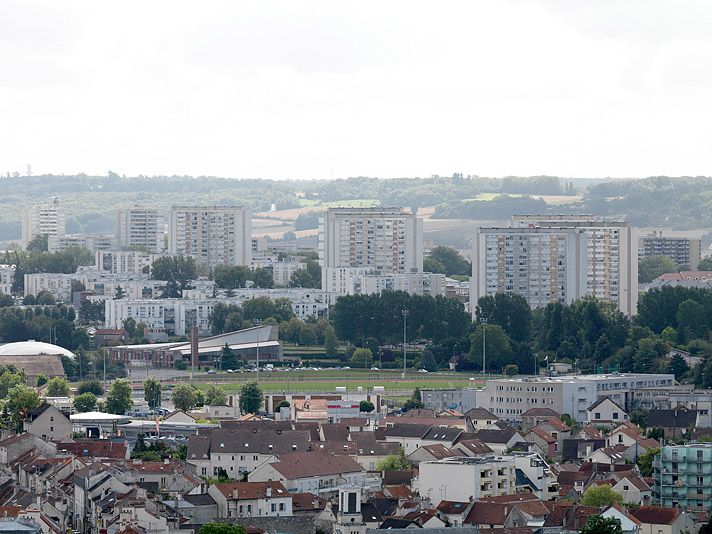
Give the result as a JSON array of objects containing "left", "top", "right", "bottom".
[
  {"left": 637, "top": 447, "right": 660, "bottom": 477},
  {"left": 46, "top": 376, "right": 70, "bottom": 397},
  {"left": 171, "top": 384, "right": 197, "bottom": 412},
  {"left": 468, "top": 323, "right": 512, "bottom": 371},
  {"left": 73, "top": 392, "right": 97, "bottom": 413},
  {"left": 205, "top": 384, "right": 228, "bottom": 406},
  {"left": 105, "top": 379, "right": 133, "bottom": 415},
  {"left": 151, "top": 256, "right": 197, "bottom": 297},
  {"left": 239, "top": 381, "right": 263, "bottom": 414},
  {"left": 144, "top": 378, "right": 162, "bottom": 410},
  {"left": 198, "top": 524, "right": 246, "bottom": 534},
  {"left": 423, "top": 246, "right": 471, "bottom": 276},
  {"left": 580, "top": 515, "right": 622, "bottom": 534},
  {"left": 639, "top": 255, "right": 678, "bottom": 283},
  {"left": 6, "top": 385, "right": 40, "bottom": 431},
  {"left": 476, "top": 293, "right": 532, "bottom": 342},
  {"left": 580, "top": 484, "right": 623, "bottom": 507}
]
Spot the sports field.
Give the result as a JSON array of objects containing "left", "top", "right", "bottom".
[{"left": 186, "top": 369, "right": 483, "bottom": 396}]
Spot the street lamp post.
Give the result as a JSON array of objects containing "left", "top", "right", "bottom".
[{"left": 402, "top": 309, "right": 409, "bottom": 379}]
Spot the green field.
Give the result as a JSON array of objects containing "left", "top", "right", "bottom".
[{"left": 189, "top": 369, "right": 482, "bottom": 396}]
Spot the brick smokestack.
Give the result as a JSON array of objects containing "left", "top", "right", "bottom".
[{"left": 190, "top": 325, "right": 199, "bottom": 371}]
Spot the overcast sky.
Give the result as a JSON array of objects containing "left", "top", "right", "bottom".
[{"left": 2, "top": 1, "right": 711, "bottom": 180}]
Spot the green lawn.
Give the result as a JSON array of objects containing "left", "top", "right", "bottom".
[{"left": 190, "top": 370, "right": 481, "bottom": 395}]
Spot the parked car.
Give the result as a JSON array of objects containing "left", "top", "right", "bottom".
[
  {"left": 226, "top": 369, "right": 234, "bottom": 373},
  {"left": 418, "top": 369, "right": 428, "bottom": 373},
  {"left": 207, "top": 369, "right": 216, "bottom": 375}
]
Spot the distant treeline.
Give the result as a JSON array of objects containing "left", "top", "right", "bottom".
[{"left": 2, "top": 174, "right": 712, "bottom": 241}]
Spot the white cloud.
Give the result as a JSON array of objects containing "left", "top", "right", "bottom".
[{"left": 0, "top": 0, "right": 711, "bottom": 179}]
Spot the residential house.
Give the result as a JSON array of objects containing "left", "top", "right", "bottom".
[
  {"left": 601, "top": 505, "right": 641, "bottom": 534},
  {"left": 469, "top": 427, "right": 525, "bottom": 454},
  {"left": 587, "top": 397, "right": 628, "bottom": 428},
  {"left": 612, "top": 474, "right": 651, "bottom": 505},
  {"left": 249, "top": 451, "right": 366, "bottom": 497},
  {"left": 435, "top": 500, "right": 470, "bottom": 527},
  {"left": 562, "top": 439, "right": 606, "bottom": 462},
  {"left": 629, "top": 506, "right": 696, "bottom": 534},
  {"left": 112, "top": 459, "right": 203, "bottom": 494},
  {"left": 585, "top": 445, "right": 627, "bottom": 465},
  {"left": 647, "top": 408, "right": 698, "bottom": 439},
  {"left": 535, "top": 417, "right": 572, "bottom": 454},
  {"left": 407, "top": 444, "right": 459, "bottom": 465},
  {"left": 0, "top": 434, "right": 38, "bottom": 467},
  {"left": 23, "top": 404, "right": 72, "bottom": 442},
  {"left": 186, "top": 429, "right": 311, "bottom": 478},
  {"left": 452, "top": 439, "right": 494, "bottom": 457},
  {"left": 521, "top": 408, "right": 560, "bottom": 432},
  {"left": 464, "top": 408, "right": 498, "bottom": 431},
  {"left": 208, "top": 481, "right": 292, "bottom": 519},
  {"left": 524, "top": 427, "right": 556, "bottom": 459},
  {"left": 382, "top": 425, "right": 462, "bottom": 455}
]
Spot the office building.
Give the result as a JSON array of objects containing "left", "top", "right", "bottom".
[
  {"left": 472, "top": 215, "right": 638, "bottom": 315},
  {"left": 21, "top": 197, "right": 64, "bottom": 248},
  {"left": 482, "top": 373, "right": 675, "bottom": 423},
  {"left": 169, "top": 206, "right": 251, "bottom": 269},
  {"left": 319, "top": 207, "right": 423, "bottom": 289},
  {"left": 115, "top": 207, "right": 164, "bottom": 253},
  {"left": 640, "top": 231, "right": 701, "bottom": 270},
  {"left": 653, "top": 443, "right": 712, "bottom": 512}
]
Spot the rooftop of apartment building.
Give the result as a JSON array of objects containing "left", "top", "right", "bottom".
[
  {"left": 487, "top": 373, "right": 674, "bottom": 385},
  {"left": 422, "top": 455, "right": 514, "bottom": 466}
]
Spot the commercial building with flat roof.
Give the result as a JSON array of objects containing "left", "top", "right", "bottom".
[{"left": 481, "top": 373, "right": 675, "bottom": 423}]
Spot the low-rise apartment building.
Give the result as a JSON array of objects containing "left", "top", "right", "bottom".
[
  {"left": 249, "top": 451, "right": 366, "bottom": 498},
  {"left": 187, "top": 429, "right": 311, "bottom": 478},
  {"left": 323, "top": 267, "right": 446, "bottom": 297},
  {"left": 653, "top": 443, "right": 712, "bottom": 512},
  {"left": 417, "top": 456, "right": 516, "bottom": 503}
]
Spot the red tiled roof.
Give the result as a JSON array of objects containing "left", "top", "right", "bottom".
[
  {"left": 268, "top": 451, "right": 363, "bottom": 479},
  {"left": 541, "top": 416, "right": 570, "bottom": 432},
  {"left": 213, "top": 481, "right": 289, "bottom": 500},
  {"left": 630, "top": 506, "right": 680, "bottom": 525}
]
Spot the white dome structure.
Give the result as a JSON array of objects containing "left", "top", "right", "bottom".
[{"left": 0, "top": 340, "right": 75, "bottom": 359}]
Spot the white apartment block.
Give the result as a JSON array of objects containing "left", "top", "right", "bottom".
[
  {"left": 0, "top": 265, "right": 16, "bottom": 294},
  {"left": 324, "top": 267, "right": 446, "bottom": 296},
  {"left": 272, "top": 261, "right": 306, "bottom": 287},
  {"left": 417, "top": 456, "right": 517, "bottom": 503},
  {"left": 24, "top": 271, "right": 168, "bottom": 302},
  {"left": 169, "top": 206, "right": 251, "bottom": 269},
  {"left": 472, "top": 215, "right": 638, "bottom": 316},
  {"left": 481, "top": 373, "right": 675, "bottom": 423},
  {"left": 21, "top": 197, "right": 65, "bottom": 248},
  {"left": 319, "top": 207, "right": 423, "bottom": 289},
  {"left": 115, "top": 207, "right": 164, "bottom": 253},
  {"left": 95, "top": 250, "right": 155, "bottom": 275},
  {"left": 104, "top": 290, "right": 339, "bottom": 336},
  {"left": 47, "top": 234, "right": 115, "bottom": 253}
]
